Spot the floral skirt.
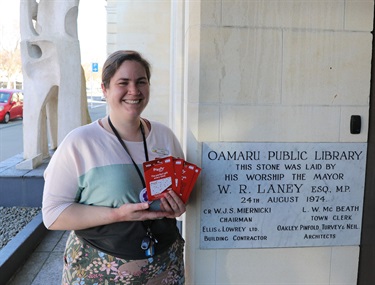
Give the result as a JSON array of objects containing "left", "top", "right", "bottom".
[{"left": 62, "top": 231, "right": 185, "bottom": 285}]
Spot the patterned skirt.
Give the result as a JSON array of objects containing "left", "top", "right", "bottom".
[{"left": 62, "top": 231, "right": 185, "bottom": 285}]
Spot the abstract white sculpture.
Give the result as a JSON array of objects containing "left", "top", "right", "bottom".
[{"left": 18, "top": 0, "right": 89, "bottom": 169}]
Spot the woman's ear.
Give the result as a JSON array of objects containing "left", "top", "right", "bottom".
[{"left": 101, "top": 83, "right": 107, "bottom": 98}]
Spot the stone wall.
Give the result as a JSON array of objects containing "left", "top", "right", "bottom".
[
  {"left": 184, "top": 1, "right": 373, "bottom": 284},
  {"left": 107, "top": 1, "right": 374, "bottom": 284}
]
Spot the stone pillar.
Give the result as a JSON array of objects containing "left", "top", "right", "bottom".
[
  {"left": 182, "top": 1, "right": 373, "bottom": 284},
  {"left": 18, "top": 0, "right": 89, "bottom": 169},
  {"left": 106, "top": 0, "right": 171, "bottom": 125}
]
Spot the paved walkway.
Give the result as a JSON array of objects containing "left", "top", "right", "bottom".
[
  {"left": 5, "top": 102, "right": 107, "bottom": 285},
  {"left": 6, "top": 230, "right": 68, "bottom": 285}
]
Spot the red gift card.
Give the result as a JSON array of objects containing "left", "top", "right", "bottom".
[
  {"left": 180, "top": 162, "right": 201, "bottom": 203},
  {"left": 179, "top": 162, "right": 197, "bottom": 203},
  {"left": 143, "top": 156, "right": 175, "bottom": 201},
  {"left": 143, "top": 157, "right": 201, "bottom": 203},
  {"left": 173, "top": 158, "right": 184, "bottom": 196}
]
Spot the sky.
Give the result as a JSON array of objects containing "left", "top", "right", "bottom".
[
  {"left": 77, "top": 0, "right": 107, "bottom": 65},
  {"left": 0, "top": 0, "right": 107, "bottom": 65}
]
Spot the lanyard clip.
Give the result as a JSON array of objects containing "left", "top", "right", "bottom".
[
  {"left": 141, "top": 228, "right": 158, "bottom": 257},
  {"left": 141, "top": 236, "right": 151, "bottom": 250}
]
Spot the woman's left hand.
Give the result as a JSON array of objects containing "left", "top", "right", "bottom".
[{"left": 159, "top": 190, "right": 186, "bottom": 218}]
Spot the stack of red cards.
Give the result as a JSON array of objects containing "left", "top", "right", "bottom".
[{"left": 143, "top": 156, "right": 201, "bottom": 203}]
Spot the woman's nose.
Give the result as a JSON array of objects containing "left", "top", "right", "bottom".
[{"left": 128, "top": 83, "right": 140, "bottom": 95}]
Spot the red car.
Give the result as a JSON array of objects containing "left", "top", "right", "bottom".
[{"left": 0, "top": 89, "right": 24, "bottom": 123}]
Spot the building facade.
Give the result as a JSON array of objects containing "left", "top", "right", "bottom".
[{"left": 106, "top": 1, "right": 374, "bottom": 284}]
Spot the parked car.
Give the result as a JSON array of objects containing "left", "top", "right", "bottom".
[{"left": 0, "top": 89, "right": 24, "bottom": 123}]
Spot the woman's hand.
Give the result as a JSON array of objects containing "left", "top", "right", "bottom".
[
  {"left": 115, "top": 191, "right": 185, "bottom": 221},
  {"left": 115, "top": 202, "right": 171, "bottom": 222},
  {"left": 159, "top": 190, "right": 186, "bottom": 218},
  {"left": 49, "top": 192, "right": 186, "bottom": 231},
  {"left": 116, "top": 191, "right": 187, "bottom": 221}
]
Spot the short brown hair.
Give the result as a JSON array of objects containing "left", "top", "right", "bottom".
[{"left": 101, "top": 50, "right": 151, "bottom": 88}]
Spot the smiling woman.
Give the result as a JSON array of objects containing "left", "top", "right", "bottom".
[
  {"left": 101, "top": 53, "right": 151, "bottom": 127},
  {"left": 42, "top": 50, "right": 187, "bottom": 285}
]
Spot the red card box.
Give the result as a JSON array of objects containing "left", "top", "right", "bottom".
[
  {"left": 143, "top": 156, "right": 201, "bottom": 203},
  {"left": 173, "top": 158, "right": 184, "bottom": 195},
  {"left": 143, "top": 156, "right": 175, "bottom": 201},
  {"left": 181, "top": 164, "right": 201, "bottom": 203}
]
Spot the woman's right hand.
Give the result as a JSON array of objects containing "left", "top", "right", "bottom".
[
  {"left": 114, "top": 202, "right": 170, "bottom": 222},
  {"left": 48, "top": 202, "right": 170, "bottom": 231}
]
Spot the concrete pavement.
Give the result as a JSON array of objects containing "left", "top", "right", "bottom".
[
  {"left": 6, "top": 230, "right": 68, "bottom": 285},
  {"left": 3, "top": 101, "right": 106, "bottom": 284}
]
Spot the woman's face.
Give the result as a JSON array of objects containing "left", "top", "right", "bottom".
[{"left": 102, "top": 60, "right": 150, "bottom": 120}]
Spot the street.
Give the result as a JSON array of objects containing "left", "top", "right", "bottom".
[{"left": 0, "top": 99, "right": 107, "bottom": 162}]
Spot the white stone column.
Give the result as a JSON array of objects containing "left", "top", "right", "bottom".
[{"left": 18, "top": 0, "right": 89, "bottom": 169}]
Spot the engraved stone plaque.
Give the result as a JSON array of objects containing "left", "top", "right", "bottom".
[{"left": 200, "top": 142, "right": 366, "bottom": 249}]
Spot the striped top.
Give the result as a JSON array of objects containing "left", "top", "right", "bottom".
[{"left": 42, "top": 119, "right": 184, "bottom": 259}]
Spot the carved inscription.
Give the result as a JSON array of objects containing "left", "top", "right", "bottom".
[{"left": 200, "top": 142, "right": 366, "bottom": 249}]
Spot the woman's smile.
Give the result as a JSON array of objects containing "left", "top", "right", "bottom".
[
  {"left": 123, "top": 99, "right": 141, "bottom": 104},
  {"left": 103, "top": 60, "right": 150, "bottom": 119},
  {"left": 124, "top": 100, "right": 141, "bottom": 104}
]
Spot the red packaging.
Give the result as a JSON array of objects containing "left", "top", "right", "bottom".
[
  {"left": 143, "top": 156, "right": 201, "bottom": 203},
  {"left": 143, "top": 156, "right": 175, "bottom": 201},
  {"left": 180, "top": 162, "right": 201, "bottom": 203},
  {"left": 179, "top": 162, "right": 196, "bottom": 203},
  {"left": 173, "top": 158, "right": 184, "bottom": 196}
]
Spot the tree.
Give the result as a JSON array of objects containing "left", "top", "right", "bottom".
[{"left": 0, "top": 41, "right": 22, "bottom": 89}]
